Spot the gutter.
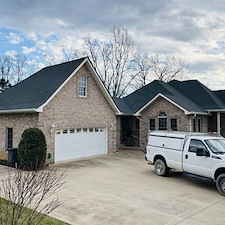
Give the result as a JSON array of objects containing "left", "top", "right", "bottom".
[
  {"left": 207, "top": 109, "right": 225, "bottom": 113},
  {"left": 185, "top": 111, "right": 210, "bottom": 115},
  {"left": 0, "top": 108, "right": 40, "bottom": 114}
]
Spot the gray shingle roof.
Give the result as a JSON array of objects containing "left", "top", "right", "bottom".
[
  {"left": 169, "top": 80, "right": 225, "bottom": 110},
  {"left": 0, "top": 57, "right": 86, "bottom": 111},
  {"left": 213, "top": 90, "right": 225, "bottom": 106},
  {"left": 114, "top": 80, "right": 220, "bottom": 115}
]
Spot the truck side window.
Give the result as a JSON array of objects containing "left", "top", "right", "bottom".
[{"left": 189, "top": 139, "right": 207, "bottom": 153}]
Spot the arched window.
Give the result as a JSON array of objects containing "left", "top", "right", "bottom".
[{"left": 158, "top": 111, "right": 167, "bottom": 130}]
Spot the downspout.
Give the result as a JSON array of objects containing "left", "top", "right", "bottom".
[
  {"left": 135, "top": 116, "right": 142, "bottom": 149},
  {"left": 189, "top": 114, "right": 196, "bottom": 132},
  {"left": 217, "top": 112, "right": 221, "bottom": 135}
]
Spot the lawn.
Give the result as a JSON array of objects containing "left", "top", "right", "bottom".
[{"left": 0, "top": 198, "right": 69, "bottom": 225}]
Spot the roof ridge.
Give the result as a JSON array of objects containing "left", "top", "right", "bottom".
[{"left": 42, "top": 57, "right": 87, "bottom": 69}]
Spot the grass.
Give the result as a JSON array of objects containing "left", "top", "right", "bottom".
[{"left": 0, "top": 198, "right": 69, "bottom": 225}]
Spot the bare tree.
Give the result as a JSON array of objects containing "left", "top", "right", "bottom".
[
  {"left": 0, "top": 56, "right": 13, "bottom": 92},
  {"left": 0, "top": 55, "right": 28, "bottom": 92},
  {"left": 130, "top": 52, "right": 151, "bottom": 89},
  {"left": 149, "top": 54, "right": 188, "bottom": 82},
  {"left": 82, "top": 27, "right": 142, "bottom": 97},
  {"left": 11, "top": 55, "right": 27, "bottom": 83},
  {"left": 0, "top": 167, "right": 65, "bottom": 225},
  {"left": 39, "top": 28, "right": 187, "bottom": 96},
  {"left": 43, "top": 45, "right": 79, "bottom": 66}
]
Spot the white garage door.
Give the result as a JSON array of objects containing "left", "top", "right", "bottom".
[{"left": 55, "top": 127, "right": 107, "bottom": 162}]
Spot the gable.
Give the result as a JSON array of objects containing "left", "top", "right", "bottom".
[
  {"left": 42, "top": 64, "right": 117, "bottom": 118},
  {"left": 0, "top": 58, "right": 86, "bottom": 113},
  {"left": 0, "top": 57, "right": 120, "bottom": 115},
  {"left": 114, "top": 80, "right": 206, "bottom": 116}
]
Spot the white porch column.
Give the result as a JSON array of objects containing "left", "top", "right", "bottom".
[{"left": 217, "top": 112, "right": 221, "bottom": 135}]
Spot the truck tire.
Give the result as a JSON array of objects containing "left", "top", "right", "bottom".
[
  {"left": 216, "top": 174, "right": 225, "bottom": 196},
  {"left": 154, "top": 159, "right": 169, "bottom": 176}
]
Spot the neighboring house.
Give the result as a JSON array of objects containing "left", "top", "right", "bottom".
[
  {"left": 114, "top": 80, "right": 225, "bottom": 150},
  {"left": 0, "top": 57, "right": 121, "bottom": 162}
]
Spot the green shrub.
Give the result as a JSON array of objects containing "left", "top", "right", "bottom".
[{"left": 18, "top": 128, "right": 47, "bottom": 170}]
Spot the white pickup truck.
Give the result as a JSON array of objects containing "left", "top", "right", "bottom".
[{"left": 145, "top": 131, "right": 225, "bottom": 196}]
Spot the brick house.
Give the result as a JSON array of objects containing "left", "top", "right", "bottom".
[
  {"left": 1, "top": 57, "right": 225, "bottom": 163},
  {"left": 114, "top": 80, "right": 225, "bottom": 150},
  {"left": 0, "top": 57, "right": 121, "bottom": 162}
]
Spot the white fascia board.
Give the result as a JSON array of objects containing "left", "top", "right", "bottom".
[
  {"left": 85, "top": 59, "right": 122, "bottom": 115},
  {"left": 185, "top": 111, "right": 210, "bottom": 115},
  {"left": 0, "top": 108, "right": 38, "bottom": 114},
  {"left": 207, "top": 109, "right": 225, "bottom": 113},
  {"left": 37, "top": 58, "right": 87, "bottom": 112},
  {"left": 133, "top": 93, "right": 190, "bottom": 116}
]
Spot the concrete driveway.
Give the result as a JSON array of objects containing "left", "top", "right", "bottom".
[{"left": 50, "top": 150, "right": 225, "bottom": 225}]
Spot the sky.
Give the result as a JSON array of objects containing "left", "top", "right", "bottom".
[{"left": 1, "top": 0, "right": 225, "bottom": 90}]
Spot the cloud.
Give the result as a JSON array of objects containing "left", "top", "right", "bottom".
[
  {"left": 6, "top": 32, "right": 24, "bottom": 44},
  {"left": 22, "top": 46, "right": 36, "bottom": 55},
  {"left": 0, "top": 0, "right": 225, "bottom": 89},
  {"left": 4, "top": 50, "right": 18, "bottom": 57}
]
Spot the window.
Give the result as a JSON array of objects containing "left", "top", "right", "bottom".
[
  {"left": 158, "top": 112, "right": 167, "bottom": 130},
  {"left": 63, "top": 129, "right": 68, "bottom": 134},
  {"left": 70, "top": 129, "right": 75, "bottom": 133},
  {"left": 6, "top": 128, "right": 13, "bottom": 149},
  {"left": 78, "top": 76, "right": 87, "bottom": 97},
  {"left": 77, "top": 128, "right": 82, "bottom": 133},
  {"left": 170, "top": 118, "right": 177, "bottom": 131},
  {"left": 192, "top": 118, "right": 201, "bottom": 132},
  {"left": 149, "top": 119, "right": 155, "bottom": 130},
  {"left": 189, "top": 139, "right": 207, "bottom": 153}
]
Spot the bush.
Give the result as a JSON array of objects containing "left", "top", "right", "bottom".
[{"left": 18, "top": 128, "right": 47, "bottom": 170}]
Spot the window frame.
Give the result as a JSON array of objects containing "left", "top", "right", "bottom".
[
  {"left": 158, "top": 111, "right": 167, "bottom": 131},
  {"left": 149, "top": 118, "right": 156, "bottom": 131},
  {"left": 6, "top": 127, "right": 13, "bottom": 149},
  {"left": 170, "top": 118, "right": 177, "bottom": 131},
  {"left": 78, "top": 76, "right": 88, "bottom": 97},
  {"left": 192, "top": 118, "right": 201, "bottom": 132},
  {"left": 188, "top": 139, "right": 208, "bottom": 153}
]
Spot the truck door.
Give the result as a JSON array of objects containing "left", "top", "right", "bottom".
[{"left": 183, "top": 139, "right": 211, "bottom": 177}]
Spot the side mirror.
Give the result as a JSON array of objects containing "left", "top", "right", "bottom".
[
  {"left": 196, "top": 148, "right": 204, "bottom": 156},
  {"left": 196, "top": 148, "right": 210, "bottom": 157}
]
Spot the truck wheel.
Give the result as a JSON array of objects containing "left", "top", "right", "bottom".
[
  {"left": 154, "top": 159, "right": 169, "bottom": 176},
  {"left": 216, "top": 174, "right": 225, "bottom": 196}
]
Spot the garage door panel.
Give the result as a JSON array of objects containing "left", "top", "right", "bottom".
[{"left": 55, "top": 128, "right": 107, "bottom": 162}]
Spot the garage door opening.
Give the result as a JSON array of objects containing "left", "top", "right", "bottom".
[{"left": 55, "top": 127, "right": 107, "bottom": 162}]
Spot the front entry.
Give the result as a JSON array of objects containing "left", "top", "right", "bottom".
[{"left": 120, "top": 116, "right": 140, "bottom": 147}]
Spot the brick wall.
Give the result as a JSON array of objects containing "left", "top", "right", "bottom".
[
  {"left": 140, "top": 97, "right": 208, "bottom": 149},
  {"left": 37, "top": 64, "right": 117, "bottom": 162},
  {"left": 0, "top": 64, "right": 117, "bottom": 162},
  {"left": 0, "top": 113, "right": 38, "bottom": 160}
]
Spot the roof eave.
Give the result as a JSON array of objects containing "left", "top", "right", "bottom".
[
  {"left": 185, "top": 111, "right": 210, "bottom": 115},
  {"left": 207, "top": 109, "right": 225, "bottom": 113}
]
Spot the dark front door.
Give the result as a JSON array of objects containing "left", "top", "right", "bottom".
[{"left": 120, "top": 116, "right": 140, "bottom": 147}]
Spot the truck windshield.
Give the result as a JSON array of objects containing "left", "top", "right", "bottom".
[{"left": 205, "top": 139, "right": 225, "bottom": 154}]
